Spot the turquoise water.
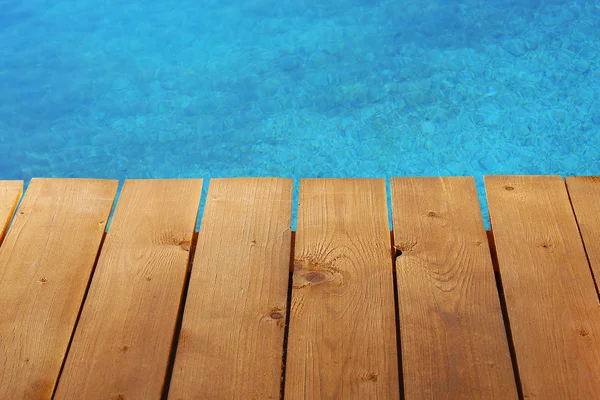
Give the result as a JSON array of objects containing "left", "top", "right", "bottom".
[{"left": 1, "top": 0, "right": 600, "bottom": 228}]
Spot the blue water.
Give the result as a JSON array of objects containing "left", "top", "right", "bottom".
[{"left": 1, "top": 0, "right": 600, "bottom": 228}]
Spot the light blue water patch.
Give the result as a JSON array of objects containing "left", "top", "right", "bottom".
[{"left": 1, "top": 0, "right": 600, "bottom": 230}]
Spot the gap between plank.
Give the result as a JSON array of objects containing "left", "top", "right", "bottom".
[
  {"left": 390, "top": 230, "right": 405, "bottom": 400},
  {"left": 52, "top": 230, "right": 108, "bottom": 399},
  {"left": 487, "top": 229, "right": 524, "bottom": 400},
  {"left": 280, "top": 231, "right": 296, "bottom": 400},
  {"left": 565, "top": 183, "right": 600, "bottom": 303},
  {"left": 0, "top": 185, "right": 23, "bottom": 247},
  {"left": 161, "top": 230, "right": 199, "bottom": 400}
]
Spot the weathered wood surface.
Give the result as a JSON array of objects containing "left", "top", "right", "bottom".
[
  {"left": 565, "top": 176, "right": 600, "bottom": 297},
  {"left": 0, "top": 180, "right": 22, "bottom": 245},
  {"left": 285, "top": 179, "right": 399, "bottom": 399},
  {"left": 55, "top": 179, "right": 202, "bottom": 400},
  {"left": 391, "top": 177, "right": 517, "bottom": 399},
  {"left": 169, "top": 178, "right": 292, "bottom": 400},
  {"left": 0, "top": 178, "right": 117, "bottom": 399},
  {"left": 0, "top": 175, "right": 598, "bottom": 399},
  {"left": 485, "top": 175, "right": 600, "bottom": 399}
]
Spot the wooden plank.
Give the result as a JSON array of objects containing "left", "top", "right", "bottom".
[
  {"left": 168, "top": 178, "right": 292, "bottom": 400},
  {"left": 0, "top": 180, "right": 23, "bottom": 245},
  {"left": 485, "top": 175, "right": 600, "bottom": 398},
  {"left": 285, "top": 179, "right": 399, "bottom": 399},
  {"left": 391, "top": 177, "right": 517, "bottom": 398},
  {"left": 565, "top": 176, "right": 600, "bottom": 296},
  {"left": 54, "top": 179, "right": 202, "bottom": 400},
  {"left": 0, "top": 178, "right": 117, "bottom": 399}
]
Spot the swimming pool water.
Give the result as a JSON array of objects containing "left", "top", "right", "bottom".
[{"left": 1, "top": 0, "right": 600, "bottom": 228}]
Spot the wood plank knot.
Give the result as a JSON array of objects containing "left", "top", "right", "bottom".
[{"left": 292, "top": 259, "right": 337, "bottom": 289}]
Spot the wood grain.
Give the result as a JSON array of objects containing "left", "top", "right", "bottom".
[
  {"left": 0, "top": 178, "right": 117, "bottom": 399},
  {"left": 0, "top": 180, "right": 23, "bottom": 245},
  {"left": 485, "top": 175, "right": 600, "bottom": 399},
  {"left": 285, "top": 179, "right": 399, "bottom": 399},
  {"left": 391, "top": 177, "right": 517, "bottom": 399},
  {"left": 168, "top": 178, "right": 292, "bottom": 400},
  {"left": 54, "top": 179, "right": 202, "bottom": 400},
  {"left": 565, "top": 176, "right": 600, "bottom": 297}
]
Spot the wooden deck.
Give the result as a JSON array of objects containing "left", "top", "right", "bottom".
[{"left": 0, "top": 176, "right": 599, "bottom": 399}]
